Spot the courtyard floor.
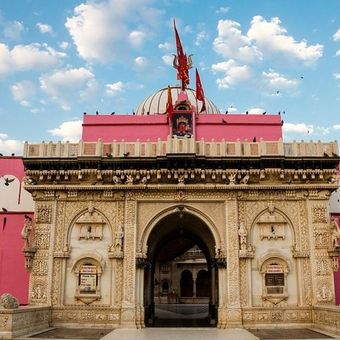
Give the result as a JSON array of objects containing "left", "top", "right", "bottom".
[{"left": 16, "top": 327, "right": 340, "bottom": 340}]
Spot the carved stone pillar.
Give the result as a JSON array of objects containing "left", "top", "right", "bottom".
[
  {"left": 224, "top": 199, "right": 242, "bottom": 327},
  {"left": 308, "top": 200, "right": 335, "bottom": 305},
  {"left": 121, "top": 196, "right": 137, "bottom": 327}
]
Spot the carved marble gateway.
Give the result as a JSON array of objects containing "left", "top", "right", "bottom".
[{"left": 17, "top": 136, "right": 340, "bottom": 332}]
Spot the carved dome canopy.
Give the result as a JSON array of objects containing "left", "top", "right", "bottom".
[{"left": 135, "top": 86, "right": 220, "bottom": 116}]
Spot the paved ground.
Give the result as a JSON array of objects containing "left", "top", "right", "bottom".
[
  {"left": 17, "top": 327, "right": 340, "bottom": 340},
  {"left": 101, "top": 328, "right": 259, "bottom": 340}
]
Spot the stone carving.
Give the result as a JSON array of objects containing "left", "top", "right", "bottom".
[
  {"left": 0, "top": 293, "right": 19, "bottom": 309},
  {"left": 125, "top": 175, "right": 134, "bottom": 185},
  {"left": 316, "top": 284, "right": 333, "bottom": 302},
  {"left": 314, "top": 230, "right": 329, "bottom": 248},
  {"left": 330, "top": 218, "right": 340, "bottom": 249},
  {"left": 0, "top": 315, "right": 9, "bottom": 327},
  {"left": 31, "top": 283, "right": 47, "bottom": 302},
  {"left": 312, "top": 205, "right": 328, "bottom": 223},
  {"left": 316, "top": 258, "right": 330, "bottom": 276},
  {"left": 228, "top": 174, "right": 236, "bottom": 185},
  {"left": 238, "top": 222, "right": 248, "bottom": 252},
  {"left": 113, "top": 224, "right": 124, "bottom": 255},
  {"left": 257, "top": 210, "right": 287, "bottom": 240},
  {"left": 76, "top": 210, "right": 105, "bottom": 241},
  {"left": 37, "top": 204, "right": 52, "bottom": 223},
  {"left": 21, "top": 216, "right": 34, "bottom": 249}
]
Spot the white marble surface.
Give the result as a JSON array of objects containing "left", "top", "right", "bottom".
[{"left": 100, "top": 328, "right": 259, "bottom": 340}]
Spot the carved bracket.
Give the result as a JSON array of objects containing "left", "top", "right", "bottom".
[{"left": 22, "top": 247, "right": 36, "bottom": 271}]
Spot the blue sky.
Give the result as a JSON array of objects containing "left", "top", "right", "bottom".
[{"left": 0, "top": 0, "right": 339, "bottom": 155}]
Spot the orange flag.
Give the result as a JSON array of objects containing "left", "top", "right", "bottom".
[
  {"left": 166, "top": 85, "right": 174, "bottom": 120},
  {"left": 195, "top": 68, "right": 206, "bottom": 113},
  {"left": 174, "top": 20, "right": 190, "bottom": 88}
]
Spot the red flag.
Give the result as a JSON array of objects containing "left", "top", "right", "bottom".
[
  {"left": 166, "top": 85, "right": 173, "bottom": 120},
  {"left": 174, "top": 20, "right": 190, "bottom": 88},
  {"left": 195, "top": 68, "right": 206, "bottom": 113}
]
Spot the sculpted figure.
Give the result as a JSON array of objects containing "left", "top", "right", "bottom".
[
  {"left": 21, "top": 216, "right": 33, "bottom": 249},
  {"left": 238, "top": 222, "right": 248, "bottom": 251},
  {"left": 330, "top": 218, "right": 340, "bottom": 248}
]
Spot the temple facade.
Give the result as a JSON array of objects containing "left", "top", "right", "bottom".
[
  {"left": 19, "top": 122, "right": 340, "bottom": 330},
  {"left": 1, "top": 25, "right": 340, "bottom": 338}
]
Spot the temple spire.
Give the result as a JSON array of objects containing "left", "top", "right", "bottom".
[{"left": 172, "top": 20, "right": 192, "bottom": 90}]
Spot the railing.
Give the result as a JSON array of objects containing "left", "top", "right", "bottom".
[{"left": 23, "top": 137, "right": 338, "bottom": 159}]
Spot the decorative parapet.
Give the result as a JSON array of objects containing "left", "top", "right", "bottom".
[{"left": 23, "top": 138, "right": 339, "bottom": 159}]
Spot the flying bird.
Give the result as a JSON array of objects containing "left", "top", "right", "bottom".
[
  {"left": 111, "top": 112, "right": 115, "bottom": 115},
  {"left": 245, "top": 111, "right": 248, "bottom": 115},
  {"left": 123, "top": 152, "right": 130, "bottom": 157},
  {"left": 262, "top": 112, "right": 266, "bottom": 115},
  {"left": 3, "top": 177, "right": 15, "bottom": 186},
  {"left": 2, "top": 208, "right": 7, "bottom": 212},
  {"left": 83, "top": 112, "right": 87, "bottom": 115},
  {"left": 225, "top": 110, "right": 228, "bottom": 114},
  {"left": 96, "top": 110, "right": 99, "bottom": 115}
]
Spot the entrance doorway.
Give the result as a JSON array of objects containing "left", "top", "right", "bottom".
[{"left": 144, "top": 207, "right": 218, "bottom": 327}]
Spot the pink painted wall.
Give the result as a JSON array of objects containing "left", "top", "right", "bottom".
[
  {"left": 0, "top": 157, "right": 32, "bottom": 305},
  {"left": 0, "top": 212, "right": 31, "bottom": 304},
  {"left": 332, "top": 213, "right": 340, "bottom": 305},
  {"left": 82, "top": 113, "right": 283, "bottom": 142}
]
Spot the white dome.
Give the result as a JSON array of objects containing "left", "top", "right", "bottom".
[{"left": 135, "top": 86, "right": 220, "bottom": 115}]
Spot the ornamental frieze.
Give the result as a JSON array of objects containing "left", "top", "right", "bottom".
[
  {"left": 312, "top": 205, "right": 328, "bottom": 223},
  {"left": 37, "top": 204, "right": 52, "bottom": 223}
]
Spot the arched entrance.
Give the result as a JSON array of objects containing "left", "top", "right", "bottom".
[{"left": 143, "top": 207, "right": 219, "bottom": 327}]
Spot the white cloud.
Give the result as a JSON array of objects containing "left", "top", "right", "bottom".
[
  {"left": 129, "top": 30, "right": 146, "bottom": 47},
  {"left": 246, "top": 108, "right": 265, "bottom": 115},
  {"left": 40, "top": 67, "right": 96, "bottom": 107},
  {"left": 336, "top": 50, "right": 340, "bottom": 57},
  {"left": 283, "top": 122, "right": 313, "bottom": 134},
  {"left": 59, "top": 41, "right": 69, "bottom": 49},
  {"left": 248, "top": 16, "right": 323, "bottom": 64},
  {"left": 65, "top": 0, "right": 161, "bottom": 63},
  {"left": 134, "top": 56, "right": 147, "bottom": 67},
  {"left": 333, "top": 124, "right": 340, "bottom": 130},
  {"left": 0, "top": 133, "right": 24, "bottom": 155},
  {"left": 262, "top": 70, "right": 298, "bottom": 90},
  {"left": 213, "top": 19, "right": 262, "bottom": 62},
  {"left": 0, "top": 43, "right": 65, "bottom": 76},
  {"left": 162, "top": 55, "right": 173, "bottom": 66},
  {"left": 158, "top": 42, "right": 172, "bottom": 50},
  {"left": 11, "top": 80, "right": 35, "bottom": 102},
  {"left": 3, "top": 20, "right": 24, "bottom": 40},
  {"left": 333, "top": 28, "right": 340, "bottom": 41},
  {"left": 212, "top": 59, "right": 251, "bottom": 88},
  {"left": 48, "top": 120, "right": 82, "bottom": 142},
  {"left": 334, "top": 73, "right": 340, "bottom": 79},
  {"left": 36, "top": 22, "right": 53, "bottom": 34},
  {"left": 216, "top": 6, "right": 229, "bottom": 14},
  {"left": 106, "top": 81, "right": 124, "bottom": 96},
  {"left": 195, "top": 30, "right": 209, "bottom": 46}
]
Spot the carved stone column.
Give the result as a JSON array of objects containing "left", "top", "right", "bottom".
[
  {"left": 308, "top": 200, "right": 335, "bottom": 305},
  {"left": 120, "top": 195, "right": 137, "bottom": 327},
  {"left": 224, "top": 198, "right": 242, "bottom": 327}
]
